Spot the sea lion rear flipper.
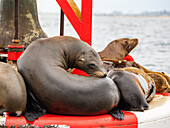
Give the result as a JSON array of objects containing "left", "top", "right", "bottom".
[
  {"left": 24, "top": 92, "right": 46, "bottom": 121},
  {"left": 108, "top": 108, "right": 124, "bottom": 120}
]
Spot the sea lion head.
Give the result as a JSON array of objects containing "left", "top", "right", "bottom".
[
  {"left": 111, "top": 38, "right": 138, "bottom": 59},
  {"left": 74, "top": 49, "right": 107, "bottom": 78},
  {"left": 118, "top": 38, "right": 138, "bottom": 53},
  {"left": 99, "top": 38, "right": 138, "bottom": 60}
]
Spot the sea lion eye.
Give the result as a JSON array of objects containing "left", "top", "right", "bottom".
[{"left": 89, "top": 63, "right": 96, "bottom": 68}]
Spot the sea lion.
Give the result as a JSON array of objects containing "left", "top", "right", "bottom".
[
  {"left": 0, "top": 62, "right": 27, "bottom": 116},
  {"left": 120, "top": 67, "right": 156, "bottom": 102},
  {"left": 139, "top": 65, "right": 170, "bottom": 86},
  {"left": 98, "top": 38, "right": 138, "bottom": 60},
  {"left": 102, "top": 59, "right": 140, "bottom": 72},
  {"left": 17, "top": 36, "right": 120, "bottom": 116},
  {"left": 107, "top": 68, "right": 150, "bottom": 111},
  {"left": 102, "top": 59, "right": 170, "bottom": 93},
  {"left": 147, "top": 73, "right": 170, "bottom": 93}
]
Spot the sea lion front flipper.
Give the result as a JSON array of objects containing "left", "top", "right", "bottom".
[
  {"left": 108, "top": 108, "right": 124, "bottom": 120},
  {"left": 24, "top": 92, "right": 46, "bottom": 121}
]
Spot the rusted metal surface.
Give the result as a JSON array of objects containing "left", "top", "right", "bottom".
[{"left": 0, "top": 0, "right": 47, "bottom": 50}]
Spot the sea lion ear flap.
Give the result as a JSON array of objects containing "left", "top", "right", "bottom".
[
  {"left": 77, "top": 51, "right": 89, "bottom": 62},
  {"left": 77, "top": 58, "right": 85, "bottom": 62}
]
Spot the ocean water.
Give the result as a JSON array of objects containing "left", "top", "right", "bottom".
[{"left": 38, "top": 14, "right": 170, "bottom": 75}]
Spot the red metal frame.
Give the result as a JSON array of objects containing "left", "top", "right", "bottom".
[
  {"left": 8, "top": 45, "right": 24, "bottom": 61},
  {"left": 56, "top": 0, "right": 92, "bottom": 45},
  {"left": 5, "top": 111, "right": 138, "bottom": 128},
  {"left": 0, "top": 51, "right": 8, "bottom": 54},
  {"left": 56, "top": 0, "right": 93, "bottom": 75}
]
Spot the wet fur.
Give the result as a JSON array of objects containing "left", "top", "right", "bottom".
[
  {"left": 103, "top": 59, "right": 170, "bottom": 93},
  {"left": 107, "top": 69, "right": 149, "bottom": 111},
  {"left": 98, "top": 38, "right": 138, "bottom": 60},
  {"left": 0, "top": 62, "right": 27, "bottom": 116},
  {"left": 17, "top": 36, "right": 120, "bottom": 116},
  {"left": 120, "top": 67, "right": 156, "bottom": 102}
]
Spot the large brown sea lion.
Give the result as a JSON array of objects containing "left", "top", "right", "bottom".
[
  {"left": 102, "top": 59, "right": 170, "bottom": 93},
  {"left": 17, "top": 36, "right": 120, "bottom": 116},
  {"left": 0, "top": 62, "right": 27, "bottom": 116},
  {"left": 98, "top": 38, "right": 138, "bottom": 60}
]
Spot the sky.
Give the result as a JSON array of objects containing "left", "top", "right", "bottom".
[{"left": 37, "top": 0, "right": 170, "bottom": 14}]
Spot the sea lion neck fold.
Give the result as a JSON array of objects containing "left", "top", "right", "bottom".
[
  {"left": 38, "top": 36, "right": 105, "bottom": 76},
  {"left": 38, "top": 36, "right": 86, "bottom": 70}
]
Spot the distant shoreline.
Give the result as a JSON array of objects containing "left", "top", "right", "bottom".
[
  {"left": 93, "top": 14, "right": 170, "bottom": 18},
  {"left": 38, "top": 12, "right": 170, "bottom": 18}
]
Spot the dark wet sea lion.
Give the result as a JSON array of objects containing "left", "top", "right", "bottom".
[
  {"left": 107, "top": 69, "right": 150, "bottom": 111},
  {"left": 102, "top": 59, "right": 140, "bottom": 72},
  {"left": 120, "top": 67, "right": 156, "bottom": 102},
  {"left": 17, "top": 36, "right": 120, "bottom": 116},
  {"left": 0, "top": 62, "right": 27, "bottom": 116},
  {"left": 102, "top": 59, "right": 170, "bottom": 93},
  {"left": 98, "top": 38, "right": 138, "bottom": 60}
]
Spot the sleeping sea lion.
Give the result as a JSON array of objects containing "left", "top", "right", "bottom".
[
  {"left": 137, "top": 65, "right": 170, "bottom": 93},
  {"left": 139, "top": 65, "right": 170, "bottom": 86},
  {"left": 120, "top": 67, "right": 156, "bottom": 102},
  {"left": 0, "top": 62, "right": 27, "bottom": 116},
  {"left": 147, "top": 73, "right": 170, "bottom": 93},
  {"left": 98, "top": 38, "right": 138, "bottom": 60},
  {"left": 102, "top": 59, "right": 170, "bottom": 93},
  {"left": 17, "top": 36, "right": 120, "bottom": 116},
  {"left": 107, "top": 68, "right": 151, "bottom": 111}
]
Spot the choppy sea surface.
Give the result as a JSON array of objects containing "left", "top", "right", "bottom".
[{"left": 38, "top": 14, "right": 170, "bottom": 75}]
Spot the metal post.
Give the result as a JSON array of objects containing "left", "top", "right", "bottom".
[
  {"left": 14, "top": 0, "right": 19, "bottom": 40},
  {"left": 60, "top": 9, "right": 64, "bottom": 36},
  {"left": 56, "top": 0, "right": 92, "bottom": 45}
]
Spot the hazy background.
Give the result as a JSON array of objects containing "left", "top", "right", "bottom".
[
  {"left": 37, "top": 0, "right": 170, "bottom": 14},
  {"left": 36, "top": 0, "right": 170, "bottom": 75}
]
